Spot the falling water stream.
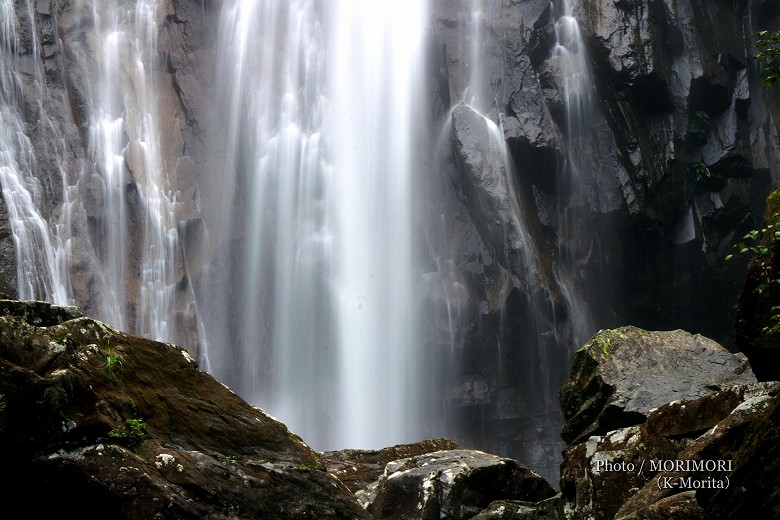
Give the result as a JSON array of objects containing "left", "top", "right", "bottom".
[
  {"left": 1, "top": 0, "right": 598, "bottom": 479},
  {"left": 0, "top": 0, "right": 70, "bottom": 303},
  {"left": 199, "top": 0, "right": 428, "bottom": 450},
  {"left": 1, "top": 0, "right": 196, "bottom": 345}
]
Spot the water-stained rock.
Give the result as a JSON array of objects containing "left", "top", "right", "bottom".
[
  {"left": 559, "top": 327, "right": 756, "bottom": 444},
  {"left": 322, "top": 438, "right": 460, "bottom": 495}
]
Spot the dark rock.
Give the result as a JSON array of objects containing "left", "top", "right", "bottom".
[
  {"left": 0, "top": 298, "right": 82, "bottom": 326},
  {"left": 616, "top": 491, "right": 704, "bottom": 520},
  {"left": 472, "top": 495, "right": 563, "bottom": 519},
  {"left": 0, "top": 300, "right": 369, "bottom": 519},
  {"left": 560, "top": 381, "right": 780, "bottom": 520},
  {"left": 701, "top": 392, "right": 780, "bottom": 518},
  {"left": 559, "top": 327, "right": 756, "bottom": 444},
  {"left": 322, "top": 438, "right": 460, "bottom": 494},
  {"left": 615, "top": 384, "right": 780, "bottom": 519},
  {"left": 368, "top": 449, "right": 556, "bottom": 520}
]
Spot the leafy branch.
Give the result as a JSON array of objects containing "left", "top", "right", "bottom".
[{"left": 755, "top": 30, "right": 780, "bottom": 88}]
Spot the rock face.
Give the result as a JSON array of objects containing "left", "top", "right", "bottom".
[
  {"left": 0, "top": 0, "right": 220, "bottom": 351},
  {"left": 558, "top": 327, "right": 780, "bottom": 519},
  {"left": 0, "top": 299, "right": 369, "bottom": 519},
  {"left": 322, "top": 438, "right": 461, "bottom": 495},
  {"left": 559, "top": 327, "right": 756, "bottom": 444},
  {"left": 424, "top": 0, "right": 780, "bottom": 481}
]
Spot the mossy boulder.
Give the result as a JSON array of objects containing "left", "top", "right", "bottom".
[
  {"left": 559, "top": 327, "right": 756, "bottom": 444},
  {"left": 0, "top": 299, "right": 369, "bottom": 519}
]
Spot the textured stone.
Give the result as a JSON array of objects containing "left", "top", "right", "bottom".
[
  {"left": 559, "top": 327, "right": 756, "bottom": 444},
  {"left": 0, "top": 299, "right": 369, "bottom": 519},
  {"left": 322, "top": 438, "right": 460, "bottom": 495},
  {"left": 368, "top": 449, "right": 556, "bottom": 520},
  {"left": 560, "top": 382, "right": 780, "bottom": 520}
]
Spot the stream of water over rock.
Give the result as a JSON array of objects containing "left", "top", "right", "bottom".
[
  {"left": 0, "top": 0, "right": 606, "bottom": 482},
  {"left": 197, "top": 0, "right": 429, "bottom": 450}
]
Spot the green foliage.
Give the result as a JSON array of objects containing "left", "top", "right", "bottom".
[
  {"left": 762, "top": 306, "right": 780, "bottom": 337},
  {"left": 693, "top": 161, "right": 712, "bottom": 183},
  {"left": 725, "top": 216, "right": 780, "bottom": 263},
  {"left": 727, "top": 209, "right": 780, "bottom": 337},
  {"left": 755, "top": 30, "right": 780, "bottom": 88},
  {"left": 104, "top": 348, "right": 123, "bottom": 377},
  {"left": 108, "top": 418, "right": 148, "bottom": 447},
  {"left": 694, "top": 110, "right": 710, "bottom": 122}
]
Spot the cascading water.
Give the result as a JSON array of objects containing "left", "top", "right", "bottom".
[
  {"left": 552, "top": 0, "right": 598, "bottom": 346},
  {"left": 199, "top": 0, "right": 428, "bottom": 450},
  {"left": 0, "top": 0, "right": 70, "bottom": 303},
  {"left": 1, "top": 0, "right": 197, "bottom": 348},
  {"left": 424, "top": 0, "right": 577, "bottom": 481},
  {"left": 81, "top": 0, "right": 194, "bottom": 342}
]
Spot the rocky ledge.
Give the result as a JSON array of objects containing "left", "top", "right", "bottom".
[{"left": 0, "top": 299, "right": 368, "bottom": 519}]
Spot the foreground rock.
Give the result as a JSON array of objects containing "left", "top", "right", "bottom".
[
  {"left": 559, "top": 326, "right": 756, "bottom": 444},
  {"left": 366, "top": 449, "right": 557, "bottom": 519},
  {"left": 322, "top": 438, "right": 460, "bottom": 494},
  {"left": 559, "top": 327, "right": 780, "bottom": 519},
  {"left": 0, "top": 299, "right": 369, "bottom": 519},
  {"left": 561, "top": 382, "right": 780, "bottom": 519}
]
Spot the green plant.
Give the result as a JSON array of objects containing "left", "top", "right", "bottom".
[
  {"left": 762, "top": 306, "right": 780, "bottom": 336},
  {"left": 108, "top": 417, "right": 148, "bottom": 447},
  {"left": 104, "top": 349, "right": 123, "bottom": 377},
  {"left": 694, "top": 110, "right": 710, "bottom": 122},
  {"left": 755, "top": 30, "right": 780, "bottom": 88},
  {"left": 725, "top": 216, "right": 780, "bottom": 263},
  {"left": 692, "top": 161, "right": 712, "bottom": 183}
]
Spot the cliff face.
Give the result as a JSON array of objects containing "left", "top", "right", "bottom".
[
  {"left": 0, "top": 0, "right": 220, "bottom": 350},
  {"left": 424, "top": 0, "right": 780, "bottom": 479}
]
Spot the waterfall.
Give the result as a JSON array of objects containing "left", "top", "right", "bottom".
[
  {"left": 1, "top": 0, "right": 196, "bottom": 347},
  {"left": 0, "top": 0, "right": 70, "bottom": 303},
  {"left": 553, "top": 0, "right": 598, "bottom": 346},
  {"left": 82, "top": 0, "right": 193, "bottom": 341},
  {"left": 200, "top": 0, "right": 428, "bottom": 450},
  {"left": 1, "top": 0, "right": 599, "bottom": 480}
]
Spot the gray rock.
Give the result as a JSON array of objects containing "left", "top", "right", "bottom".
[
  {"left": 559, "top": 327, "right": 757, "bottom": 444},
  {"left": 560, "top": 382, "right": 780, "bottom": 520},
  {"left": 472, "top": 496, "right": 562, "bottom": 519},
  {"left": 368, "top": 449, "right": 557, "bottom": 520}
]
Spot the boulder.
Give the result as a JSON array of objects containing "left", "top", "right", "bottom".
[
  {"left": 559, "top": 382, "right": 780, "bottom": 520},
  {"left": 0, "top": 300, "right": 369, "bottom": 519},
  {"left": 559, "top": 327, "right": 756, "bottom": 444},
  {"left": 471, "top": 496, "right": 562, "bottom": 519},
  {"left": 368, "top": 449, "right": 556, "bottom": 520},
  {"left": 322, "top": 438, "right": 459, "bottom": 495}
]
